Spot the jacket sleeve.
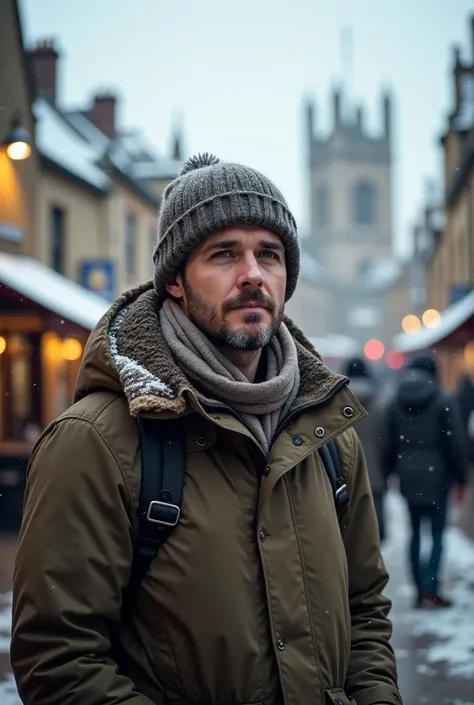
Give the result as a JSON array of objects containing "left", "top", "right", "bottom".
[
  {"left": 10, "top": 417, "right": 154, "bottom": 705},
  {"left": 440, "top": 394, "right": 469, "bottom": 486},
  {"left": 340, "top": 429, "right": 402, "bottom": 705}
]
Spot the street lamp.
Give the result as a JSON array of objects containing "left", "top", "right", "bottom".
[
  {"left": 422, "top": 308, "right": 441, "bottom": 329},
  {"left": 2, "top": 114, "right": 32, "bottom": 161},
  {"left": 401, "top": 314, "right": 421, "bottom": 334}
]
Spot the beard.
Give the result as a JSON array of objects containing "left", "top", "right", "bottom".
[{"left": 182, "top": 281, "right": 283, "bottom": 350}]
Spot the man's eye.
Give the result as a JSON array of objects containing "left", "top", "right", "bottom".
[
  {"left": 213, "top": 250, "right": 232, "bottom": 258},
  {"left": 260, "top": 250, "right": 279, "bottom": 259}
]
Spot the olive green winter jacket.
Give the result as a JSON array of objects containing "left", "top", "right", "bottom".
[{"left": 11, "top": 283, "right": 402, "bottom": 705}]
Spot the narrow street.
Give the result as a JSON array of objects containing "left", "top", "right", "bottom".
[
  {"left": 382, "top": 492, "right": 474, "bottom": 705},
  {"left": 0, "top": 492, "right": 473, "bottom": 704}
]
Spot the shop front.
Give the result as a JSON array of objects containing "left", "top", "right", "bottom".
[{"left": 0, "top": 251, "right": 108, "bottom": 529}]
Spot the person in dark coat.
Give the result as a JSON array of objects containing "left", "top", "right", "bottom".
[
  {"left": 343, "top": 356, "right": 387, "bottom": 541},
  {"left": 458, "top": 372, "right": 474, "bottom": 465},
  {"left": 382, "top": 353, "right": 468, "bottom": 608}
]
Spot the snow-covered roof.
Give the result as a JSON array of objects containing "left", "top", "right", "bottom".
[
  {"left": 131, "top": 158, "right": 182, "bottom": 180},
  {"left": 34, "top": 99, "right": 110, "bottom": 192},
  {"left": 61, "top": 110, "right": 181, "bottom": 184},
  {"left": 0, "top": 252, "right": 109, "bottom": 330},
  {"left": 65, "top": 110, "right": 110, "bottom": 151},
  {"left": 393, "top": 289, "right": 474, "bottom": 353}
]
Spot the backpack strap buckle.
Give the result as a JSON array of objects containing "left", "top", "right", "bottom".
[{"left": 146, "top": 500, "right": 181, "bottom": 527}]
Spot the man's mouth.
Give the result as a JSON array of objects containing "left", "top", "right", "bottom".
[{"left": 233, "top": 302, "right": 267, "bottom": 310}]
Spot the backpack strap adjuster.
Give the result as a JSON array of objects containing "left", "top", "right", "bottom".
[
  {"left": 146, "top": 500, "right": 181, "bottom": 527},
  {"left": 334, "top": 482, "right": 348, "bottom": 503}
]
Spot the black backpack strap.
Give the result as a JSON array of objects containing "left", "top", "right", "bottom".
[
  {"left": 319, "top": 439, "right": 349, "bottom": 513},
  {"left": 130, "top": 417, "right": 186, "bottom": 593}
]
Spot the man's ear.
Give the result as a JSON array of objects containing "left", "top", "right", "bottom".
[{"left": 166, "top": 271, "right": 185, "bottom": 300}]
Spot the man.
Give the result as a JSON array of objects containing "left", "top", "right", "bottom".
[
  {"left": 342, "top": 356, "right": 387, "bottom": 542},
  {"left": 382, "top": 354, "right": 467, "bottom": 609},
  {"left": 11, "top": 153, "right": 402, "bottom": 705}
]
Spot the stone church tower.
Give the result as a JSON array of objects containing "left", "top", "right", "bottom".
[
  {"left": 303, "top": 87, "right": 397, "bottom": 344},
  {"left": 305, "top": 87, "right": 393, "bottom": 282}
]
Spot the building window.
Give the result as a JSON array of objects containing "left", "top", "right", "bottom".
[
  {"left": 315, "top": 184, "right": 330, "bottom": 227},
  {"left": 125, "top": 214, "right": 136, "bottom": 279},
  {"left": 352, "top": 180, "right": 375, "bottom": 225},
  {"left": 0, "top": 333, "right": 41, "bottom": 443},
  {"left": 51, "top": 207, "right": 66, "bottom": 274}
]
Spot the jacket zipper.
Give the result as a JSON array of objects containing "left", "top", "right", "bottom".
[
  {"left": 197, "top": 376, "right": 349, "bottom": 446},
  {"left": 272, "top": 377, "right": 349, "bottom": 438}
]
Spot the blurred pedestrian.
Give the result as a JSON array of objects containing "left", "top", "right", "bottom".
[
  {"left": 458, "top": 370, "right": 474, "bottom": 467},
  {"left": 382, "top": 353, "right": 468, "bottom": 608},
  {"left": 11, "top": 153, "right": 401, "bottom": 705},
  {"left": 342, "top": 356, "right": 387, "bottom": 541},
  {"left": 457, "top": 370, "right": 474, "bottom": 538}
]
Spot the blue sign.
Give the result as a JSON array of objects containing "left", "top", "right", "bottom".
[
  {"left": 0, "top": 221, "right": 24, "bottom": 243},
  {"left": 79, "top": 259, "right": 116, "bottom": 301}
]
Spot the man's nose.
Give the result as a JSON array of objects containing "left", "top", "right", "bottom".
[{"left": 236, "top": 255, "right": 264, "bottom": 290}]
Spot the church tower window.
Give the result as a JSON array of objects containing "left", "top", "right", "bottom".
[{"left": 352, "top": 180, "right": 375, "bottom": 225}]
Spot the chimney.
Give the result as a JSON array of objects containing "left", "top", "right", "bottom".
[
  {"left": 89, "top": 93, "right": 117, "bottom": 138},
  {"left": 27, "top": 39, "right": 59, "bottom": 103},
  {"left": 332, "top": 87, "right": 342, "bottom": 129}
]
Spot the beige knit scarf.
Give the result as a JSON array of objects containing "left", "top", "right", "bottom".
[{"left": 159, "top": 299, "right": 300, "bottom": 455}]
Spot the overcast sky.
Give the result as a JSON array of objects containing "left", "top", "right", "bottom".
[{"left": 20, "top": 0, "right": 473, "bottom": 257}]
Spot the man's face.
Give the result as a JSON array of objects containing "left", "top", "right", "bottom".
[{"left": 166, "top": 226, "right": 287, "bottom": 350}]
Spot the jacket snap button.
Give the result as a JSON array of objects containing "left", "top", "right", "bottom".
[
  {"left": 292, "top": 436, "right": 303, "bottom": 446},
  {"left": 276, "top": 638, "right": 285, "bottom": 651},
  {"left": 314, "top": 426, "right": 325, "bottom": 438},
  {"left": 343, "top": 406, "right": 354, "bottom": 418},
  {"left": 195, "top": 436, "right": 207, "bottom": 447},
  {"left": 258, "top": 530, "right": 266, "bottom": 542},
  {"left": 262, "top": 466, "right": 271, "bottom": 477},
  {"left": 334, "top": 700, "right": 344, "bottom": 705}
]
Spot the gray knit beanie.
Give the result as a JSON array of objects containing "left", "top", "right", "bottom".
[{"left": 153, "top": 153, "right": 300, "bottom": 301}]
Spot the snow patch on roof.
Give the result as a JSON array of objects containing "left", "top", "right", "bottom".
[
  {"left": 131, "top": 158, "right": 182, "bottom": 180},
  {"left": 34, "top": 99, "right": 110, "bottom": 191},
  {"left": 0, "top": 252, "right": 109, "bottom": 330},
  {"left": 65, "top": 110, "right": 110, "bottom": 151}
]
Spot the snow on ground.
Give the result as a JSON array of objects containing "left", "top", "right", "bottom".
[
  {"left": 383, "top": 491, "right": 474, "bottom": 682},
  {"left": 0, "top": 591, "right": 20, "bottom": 705},
  {"left": 0, "top": 593, "right": 11, "bottom": 653}
]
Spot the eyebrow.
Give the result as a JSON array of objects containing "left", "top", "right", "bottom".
[
  {"left": 203, "top": 239, "right": 285, "bottom": 254},
  {"left": 259, "top": 240, "right": 285, "bottom": 252}
]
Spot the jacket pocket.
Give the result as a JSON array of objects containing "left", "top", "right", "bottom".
[{"left": 325, "top": 687, "right": 356, "bottom": 705}]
